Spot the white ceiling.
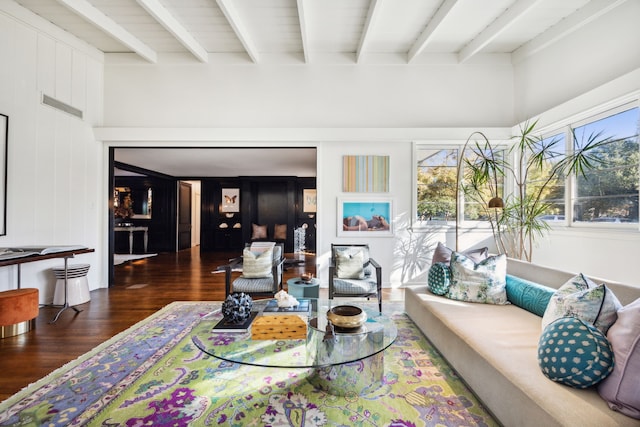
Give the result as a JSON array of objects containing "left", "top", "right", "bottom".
[
  {"left": 15, "top": 0, "right": 625, "bottom": 177},
  {"left": 12, "top": 0, "right": 619, "bottom": 65},
  {"left": 114, "top": 147, "right": 317, "bottom": 177}
]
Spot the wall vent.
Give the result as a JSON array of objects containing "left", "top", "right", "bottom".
[{"left": 42, "top": 94, "right": 83, "bottom": 119}]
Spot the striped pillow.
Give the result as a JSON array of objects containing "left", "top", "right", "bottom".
[{"left": 242, "top": 248, "right": 273, "bottom": 278}]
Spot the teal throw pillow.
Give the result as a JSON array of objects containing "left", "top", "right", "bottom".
[
  {"left": 428, "top": 262, "right": 451, "bottom": 296},
  {"left": 538, "top": 316, "right": 615, "bottom": 389},
  {"left": 505, "top": 275, "right": 556, "bottom": 317}
]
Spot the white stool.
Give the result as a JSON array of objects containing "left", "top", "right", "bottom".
[{"left": 52, "top": 264, "right": 91, "bottom": 306}]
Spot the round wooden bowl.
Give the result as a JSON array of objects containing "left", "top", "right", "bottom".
[{"left": 327, "top": 305, "right": 367, "bottom": 329}]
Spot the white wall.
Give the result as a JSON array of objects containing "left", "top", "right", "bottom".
[
  {"left": 513, "top": 0, "right": 640, "bottom": 122},
  {"left": 103, "top": 55, "right": 515, "bottom": 128},
  {"left": 0, "top": 4, "right": 103, "bottom": 302}
]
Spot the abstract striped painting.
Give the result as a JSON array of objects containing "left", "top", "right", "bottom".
[{"left": 343, "top": 155, "right": 389, "bottom": 192}]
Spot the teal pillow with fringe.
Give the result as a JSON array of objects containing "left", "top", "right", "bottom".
[{"left": 506, "top": 274, "right": 556, "bottom": 317}]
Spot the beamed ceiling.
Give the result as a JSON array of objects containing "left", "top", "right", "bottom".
[{"left": 13, "top": 0, "right": 627, "bottom": 65}]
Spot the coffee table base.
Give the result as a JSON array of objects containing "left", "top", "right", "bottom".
[{"left": 307, "top": 352, "right": 384, "bottom": 396}]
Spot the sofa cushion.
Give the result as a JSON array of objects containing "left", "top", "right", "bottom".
[
  {"left": 542, "top": 274, "right": 621, "bottom": 335},
  {"left": 242, "top": 247, "right": 273, "bottom": 278},
  {"left": 432, "top": 242, "right": 488, "bottom": 265},
  {"left": 335, "top": 249, "right": 365, "bottom": 279},
  {"left": 538, "top": 316, "right": 614, "bottom": 388},
  {"left": 506, "top": 275, "right": 556, "bottom": 317},
  {"left": 448, "top": 253, "right": 508, "bottom": 304},
  {"left": 428, "top": 262, "right": 451, "bottom": 296},
  {"left": 598, "top": 297, "right": 640, "bottom": 419}
]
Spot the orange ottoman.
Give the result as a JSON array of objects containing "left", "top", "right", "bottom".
[{"left": 0, "top": 288, "right": 39, "bottom": 338}]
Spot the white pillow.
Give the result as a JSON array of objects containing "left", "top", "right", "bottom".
[
  {"left": 542, "top": 273, "right": 621, "bottom": 335},
  {"left": 447, "top": 253, "right": 508, "bottom": 304},
  {"left": 242, "top": 248, "right": 273, "bottom": 278},
  {"left": 335, "top": 249, "right": 365, "bottom": 279}
]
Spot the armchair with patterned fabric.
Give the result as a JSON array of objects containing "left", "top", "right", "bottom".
[
  {"left": 221, "top": 242, "right": 285, "bottom": 298},
  {"left": 329, "top": 244, "right": 382, "bottom": 313}
]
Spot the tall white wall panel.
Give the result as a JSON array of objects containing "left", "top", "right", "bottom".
[{"left": 0, "top": 9, "right": 104, "bottom": 302}]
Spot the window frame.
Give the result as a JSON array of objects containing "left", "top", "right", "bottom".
[{"left": 413, "top": 96, "right": 640, "bottom": 233}]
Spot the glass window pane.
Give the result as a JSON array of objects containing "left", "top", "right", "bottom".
[
  {"left": 573, "top": 107, "right": 639, "bottom": 224},
  {"left": 462, "top": 146, "right": 505, "bottom": 221},
  {"left": 416, "top": 148, "right": 456, "bottom": 225},
  {"left": 526, "top": 132, "right": 566, "bottom": 221}
]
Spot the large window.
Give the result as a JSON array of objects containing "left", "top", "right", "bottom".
[
  {"left": 572, "top": 106, "right": 639, "bottom": 224},
  {"left": 415, "top": 143, "right": 505, "bottom": 227},
  {"left": 415, "top": 102, "right": 640, "bottom": 230}
]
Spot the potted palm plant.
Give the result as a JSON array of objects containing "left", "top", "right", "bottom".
[{"left": 461, "top": 120, "right": 612, "bottom": 261}]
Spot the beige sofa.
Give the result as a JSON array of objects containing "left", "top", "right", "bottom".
[{"left": 404, "top": 258, "right": 640, "bottom": 427}]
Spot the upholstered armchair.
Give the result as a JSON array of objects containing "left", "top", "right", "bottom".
[
  {"left": 329, "top": 244, "right": 382, "bottom": 312},
  {"left": 222, "top": 242, "right": 285, "bottom": 298}
]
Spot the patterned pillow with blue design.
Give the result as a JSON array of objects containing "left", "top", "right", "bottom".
[
  {"left": 447, "top": 253, "right": 508, "bottom": 304},
  {"left": 538, "top": 316, "right": 615, "bottom": 388},
  {"left": 541, "top": 273, "right": 621, "bottom": 335},
  {"left": 428, "top": 262, "right": 451, "bottom": 296}
]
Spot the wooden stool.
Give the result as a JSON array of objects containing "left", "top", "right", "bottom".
[{"left": 0, "top": 288, "right": 39, "bottom": 338}]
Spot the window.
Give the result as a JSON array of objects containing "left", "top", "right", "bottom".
[
  {"left": 416, "top": 148, "right": 456, "bottom": 225},
  {"left": 572, "top": 106, "right": 639, "bottom": 224},
  {"left": 414, "top": 143, "right": 505, "bottom": 228},
  {"left": 526, "top": 132, "right": 566, "bottom": 220},
  {"left": 415, "top": 101, "right": 640, "bottom": 232}
]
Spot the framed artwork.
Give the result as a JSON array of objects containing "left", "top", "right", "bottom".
[
  {"left": 343, "top": 155, "right": 389, "bottom": 192},
  {"left": 0, "top": 113, "right": 7, "bottom": 236},
  {"left": 337, "top": 197, "right": 393, "bottom": 236},
  {"left": 303, "top": 189, "right": 317, "bottom": 213},
  {"left": 221, "top": 188, "right": 239, "bottom": 212}
]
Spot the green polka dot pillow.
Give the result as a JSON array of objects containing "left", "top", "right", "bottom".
[
  {"left": 428, "top": 262, "right": 451, "bottom": 296},
  {"left": 538, "top": 316, "right": 615, "bottom": 388}
]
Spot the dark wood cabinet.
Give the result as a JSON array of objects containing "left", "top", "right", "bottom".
[{"left": 201, "top": 177, "right": 315, "bottom": 253}]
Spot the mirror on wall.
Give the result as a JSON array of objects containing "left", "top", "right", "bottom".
[{"left": 114, "top": 186, "right": 152, "bottom": 219}]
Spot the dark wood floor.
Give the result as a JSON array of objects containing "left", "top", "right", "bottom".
[{"left": 0, "top": 246, "right": 403, "bottom": 401}]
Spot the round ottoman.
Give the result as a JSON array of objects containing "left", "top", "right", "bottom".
[
  {"left": 52, "top": 264, "right": 91, "bottom": 306},
  {"left": 0, "top": 288, "right": 39, "bottom": 338}
]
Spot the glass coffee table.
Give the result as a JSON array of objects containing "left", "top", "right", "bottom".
[{"left": 191, "top": 299, "right": 397, "bottom": 396}]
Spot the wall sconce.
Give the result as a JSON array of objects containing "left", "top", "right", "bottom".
[{"left": 455, "top": 132, "right": 504, "bottom": 252}]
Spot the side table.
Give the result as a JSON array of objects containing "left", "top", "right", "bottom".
[{"left": 286, "top": 277, "right": 320, "bottom": 299}]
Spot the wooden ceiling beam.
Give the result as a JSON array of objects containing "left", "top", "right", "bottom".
[
  {"left": 216, "top": 0, "right": 260, "bottom": 63},
  {"left": 55, "top": 0, "right": 157, "bottom": 63},
  {"left": 407, "top": 0, "right": 459, "bottom": 63},
  {"left": 136, "top": 0, "right": 209, "bottom": 63},
  {"left": 356, "top": 0, "right": 384, "bottom": 63},
  {"left": 512, "top": 0, "right": 630, "bottom": 63},
  {"left": 458, "top": 0, "right": 542, "bottom": 63}
]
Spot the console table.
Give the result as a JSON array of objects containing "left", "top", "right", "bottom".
[
  {"left": 0, "top": 247, "right": 95, "bottom": 323},
  {"left": 114, "top": 226, "right": 148, "bottom": 254}
]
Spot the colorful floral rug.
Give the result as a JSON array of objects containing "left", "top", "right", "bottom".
[{"left": 0, "top": 301, "right": 498, "bottom": 426}]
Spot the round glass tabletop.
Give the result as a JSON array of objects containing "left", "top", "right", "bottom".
[{"left": 191, "top": 299, "right": 397, "bottom": 369}]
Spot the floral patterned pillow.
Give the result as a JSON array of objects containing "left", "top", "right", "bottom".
[
  {"left": 447, "top": 253, "right": 508, "bottom": 304},
  {"left": 541, "top": 273, "right": 621, "bottom": 335}
]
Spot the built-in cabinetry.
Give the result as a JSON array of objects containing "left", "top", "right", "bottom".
[{"left": 201, "top": 177, "right": 316, "bottom": 253}]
